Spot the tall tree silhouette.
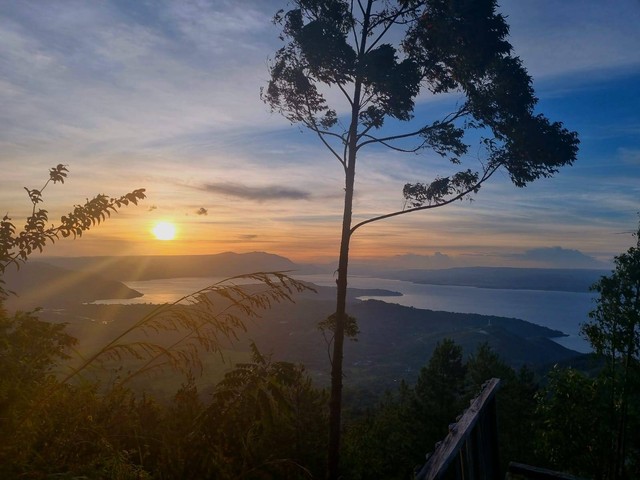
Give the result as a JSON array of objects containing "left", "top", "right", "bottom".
[{"left": 263, "top": 1, "right": 579, "bottom": 476}]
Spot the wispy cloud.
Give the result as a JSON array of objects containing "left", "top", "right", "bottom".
[
  {"left": 1, "top": 1, "right": 638, "bottom": 262},
  {"left": 502, "top": 0, "right": 640, "bottom": 79},
  {"left": 201, "top": 182, "right": 311, "bottom": 202}
]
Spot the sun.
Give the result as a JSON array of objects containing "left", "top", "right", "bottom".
[{"left": 152, "top": 221, "right": 176, "bottom": 241}]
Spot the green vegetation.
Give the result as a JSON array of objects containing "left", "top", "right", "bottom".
[
  {"left": 0, "top": 306, "right": 328, "bottom": 479},
  {"left": 0, "top": 291, "right": 638, "bottom": 479},
  {"left": 536, "top": 222, "right": 640, "bottom": 479},
  {"left": 342, "top": 340, "right": 539, "bottom": 479}
]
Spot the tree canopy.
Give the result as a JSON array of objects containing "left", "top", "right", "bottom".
[{"left": 264, "top": 0, "right": 579, "bottom": 211}]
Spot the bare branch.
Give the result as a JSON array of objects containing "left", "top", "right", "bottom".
[{"left": 356, "top": 108, "right": 467, "bottom": 150}]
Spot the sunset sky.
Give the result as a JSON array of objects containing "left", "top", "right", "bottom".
[{"left": 1, "top": 0, "right": 639, "bottom": 268}]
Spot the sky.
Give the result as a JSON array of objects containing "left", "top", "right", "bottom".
[{"left": 1, "top": 0, "right": 639, "bottom": 268}]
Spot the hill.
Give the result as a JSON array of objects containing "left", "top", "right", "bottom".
[
  {"left": 3, "top": 262, "right": 142, "bottom": 309},
  {"left": 42, "top": 251, "right": 299, "bottom": 281},
  {"left": 231, "top": 286, "right": 581, "bottom": 393}
]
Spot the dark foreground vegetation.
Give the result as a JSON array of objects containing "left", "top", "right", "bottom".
[{"left": 2, "top": 301, "right": 639, "bottom": 480}]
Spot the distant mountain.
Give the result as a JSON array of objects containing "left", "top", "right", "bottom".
[
  {"left": 382, "top": 266, "right": 608, "bottom": 292},
  {"left": 42, "top": 252, "right": 300, "bottom": 281},
  {"left": 3, "top": 262, "right": 142, "bottom": 309},
  {"left": 40, "top": 253, "right": 611, "bottom": 293}
]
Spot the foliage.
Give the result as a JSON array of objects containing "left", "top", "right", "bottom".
[
  {"left": 342, "top": 340, "right": 540, "bottom": 479},
  {"left": 0, "top": 273, "right": 318, "bottom": 477},
  {"left": 0, "top": 307, "right": 142, "bottom": 477},
  {"left": 0, "top": 308, "right": 76, "bottom": 391},
  {"left": 466, "top": 344, "right": 539, "bottom": 470},
  {"left": 412, "top": 338, "right": 466, "bottom": 443},
  {"left": 0, "top": 164, "right": 146, "bottom": 301},
  {"left": 264, "top": 2, "right": 578, "bottom": 475},
  {"left": 63, "top": 272, "right": 313, "bottom": 387},
  {"left": 190, "top": 343, "right": 328, "bottom": 479},
  {"left": 579, "top": 221, "right": 640, "bottom": 479},
  {"left": 0, "top": 309, "right": 78, "bottom": 466},
  {"left": 535, "top": 366, "right": 611, "bottom": 479},
  {"left": 344, "top": 338, "right": 468, "bottom": 479},
  {"left": 264, "top": 0, "right": 578, "bottom": 213},
  {"left": 0, "top": 302, "right": 328, "bottom": 479},
  {"left": 342, "top": 385, "right": 416, "bottom": 480},
  {"left": 583, "top": 224, "right": 640, "bottom": 364},
  {"left": 534, "top": 222, "right": 640, "bottom": 479}
]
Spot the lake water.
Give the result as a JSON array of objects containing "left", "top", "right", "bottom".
[{"left": 95, "top": 274, "right": 595, "bottom": 353}]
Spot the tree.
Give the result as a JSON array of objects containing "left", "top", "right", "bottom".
[
  {"left": 412, "top": 338, "right": 466, "bottom": 454},
  {"left": 466, "top": 343, "right": 539, "bottom": 471},
  {"left": 0, "top": 164, "right": 146, "bottom": 301},
  {"left": 342, "top": 339, "right": 467, "bottom": 479},
  {"left": 535, "top": 366, "right": 612, "bottom": 479},
  {"left": 580, "top": 221, "right": 640, "bottom": 479},
  {"left": 192, "top": 343, "right": 327, "bottom": 479},
  {"left": 342, "top": 385, "right": 416, "bottom": 480},
  {"left": 263, "top": 1, "right": 579, "bottom": 476}
]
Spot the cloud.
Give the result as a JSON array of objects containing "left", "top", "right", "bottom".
[
  {"left": 501, "top": 0, "right": 640, "bottom": 79},
  {"left": 195, "top": 207, "right": 208, "bottom": 216},
  {"left": 390, "top": 252, "right": 457, "bottom": 269},
  {"left": 201, "top": 182, "right": 310, "bottom": 202},
  {"left": 510, "top": 247, "right": 610, "bottom": 269},
  {"left": 238, "top": 234, "right": 258, "bottom": 241},
  {"left": 619, "top": 148, "right": 640, "bottom": 165}
]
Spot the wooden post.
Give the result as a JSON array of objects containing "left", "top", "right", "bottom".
[{"left": 415, "top": 378, "right": 501, "bottom": 480}]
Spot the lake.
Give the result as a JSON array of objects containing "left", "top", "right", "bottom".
[{"left": 95, "top": 274, "right": 596, "bottom": 353}]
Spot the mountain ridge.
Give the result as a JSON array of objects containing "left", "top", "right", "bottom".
[
  {"left": 42, "top": 251, "right": 298, "bottom": 281},
  {"left": 40, "top": 252, "right": 608, "bottom": 292}
]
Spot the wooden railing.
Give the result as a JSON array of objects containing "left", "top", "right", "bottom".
[
  {"left": 415, "top": 378, "right": 501, "bottom": 480},
  {"left": 506, "top": 462, "right": 587, "bottom": 480}
]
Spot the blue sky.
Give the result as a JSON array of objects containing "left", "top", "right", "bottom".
[{"left": 1, "top": 0, "right": 638, "bottom": 268}]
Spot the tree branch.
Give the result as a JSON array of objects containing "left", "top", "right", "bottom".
[
  {"left": 361, "top": 134, "right": 426, "bottom": 153},
  {"left": 356, "top": 108, "right": 467, "bottom": 150},
  {"left": 365, "top": 5, "right": 409, "bottom": 54},
  {"left": 302, "top": 101, "right": 347, "bottom": 168},
  {"left": 349, "top": 163, "right": 501, "bottom": 235},
  {"left": 336, "top": 81, "right": 354, "bottom": 107}
]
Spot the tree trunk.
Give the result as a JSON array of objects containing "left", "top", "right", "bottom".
[
  {"left": 327, "top": 132, "right": 358, "bottom": 480},
  {"left": 327, "top": 4, "right": 370, "bottom": 477},
  {"left": 327, "top": 86, "right": 362, "bottom": 480}
]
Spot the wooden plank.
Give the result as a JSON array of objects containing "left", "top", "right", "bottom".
[{"left": 507, "top": 462, "right": 587, "bottom": 480}]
